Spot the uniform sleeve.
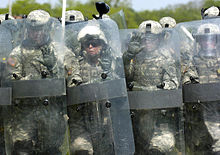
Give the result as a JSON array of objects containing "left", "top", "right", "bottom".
[
  {"left": 161, "top": 49, "right": 179, "bottom": 90},
  {"left": 179, "top": 41, "right": 199, "bottom": 84},
  {"left": 7, "top": 47, "right": 23, "bottom": 80},
  {"left": 63, "top": 47, "right": 82, "bottom": 87}
]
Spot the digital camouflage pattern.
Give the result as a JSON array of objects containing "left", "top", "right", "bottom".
[{"left": 159, "top": 16, "right": 176, "bottom": 28}]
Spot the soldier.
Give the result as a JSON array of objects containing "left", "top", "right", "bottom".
[
  {"left": 123, "top": 20, "right": 183, "bottom": 154},
  {"left": 68, "top": 25, "right": 113, "bottom": 155},
  {"left": 3, "top": 10, "right": 81, "bottom": 154},
  {"left": 182, "top": 22, "right": 220, "bottom": 154},
  {"left": 66, "top": 18, "right": 135, "bottom": 155}
]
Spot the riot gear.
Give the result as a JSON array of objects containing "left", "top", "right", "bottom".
[
  {"left": 66, "top": 18, "right": 135, "bottom": 155},
  {"left": 2, "top": 9, "right": 81, "bottom": 154},
  {"left": 122, "top": 20, "right": 184, "bottom": 154},
  {"left": 177, "top": 19, "right": 220, "bottom": 154},
  {"left": 194, "top": 23, "right": 220, "bottom": 57}
]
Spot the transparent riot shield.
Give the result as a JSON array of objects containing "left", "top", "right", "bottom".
[
  {"left": 176, "top": 18, "right": 220, "bottom": 155},
  {"left": 2, "top": 17, "right": 71, "bottom": 154},
  {"left": 110, "top": 10, "right": 127, "bottom": 29},
  {"left": 1, "top": 19, "right": 26, "bottom": 49},
  {"left": 122, "top": 28, "right": 184, "bottom": 154},
  {"left": 0, "top": 24, "right": 13, "bottom": 155},
  {"left": 66, "top": 19, "right": 135, "bottom": 155},
  {"left": 119, "top": 29, "right": 136, "bottom": 54}
]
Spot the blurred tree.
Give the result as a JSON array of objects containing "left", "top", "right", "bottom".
[{"left": 0, "top": 0, "right": 216, "bottom": 28}]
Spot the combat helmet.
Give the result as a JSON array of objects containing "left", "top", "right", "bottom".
[
  {"left": 159, "top": 16, "right": 176, "bottom": 28},
  {"left": 201, "top": 6, "right": 220, "bottom": 19},
  {"left": 65, "top": 10, "right": 84, "bottom": 25}
]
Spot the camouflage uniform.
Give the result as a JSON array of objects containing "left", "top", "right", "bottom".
[
  {"left": 3, "top": 10, "right": 81, "bottom": 155},
  {"left": 68, "top": 25, "right": 115, "bottom": 155},
  {"left": 123, "top": 20, "right": 182, "bottom": 154},
  {"left": 184, "top": 23, "right": 220, "bottom": 154}
]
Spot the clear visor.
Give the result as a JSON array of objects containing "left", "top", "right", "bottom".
[{"left": 195, "top": 34, "right": 218, "bottom": 56}]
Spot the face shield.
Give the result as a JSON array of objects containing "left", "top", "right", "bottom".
[
  {"left": 26, "top": 24, "right": 49, "bottom": 46},
  {"left": 194, "top": 32, "right": 218, "bottom": 57},
  {"left": 142, "top": 32, "right": 160, "bottom": 52}
]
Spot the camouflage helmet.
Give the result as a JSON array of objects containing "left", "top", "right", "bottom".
[
  {"left": 159, "top": 16, "right": 176, "bottom": 28},
  {"left": 138, "top": 20, "right": 162, "bottom": 34},
  {"left": 26, "top": 10, "right": 50, "bottom": 27},
  {"left": 65, "top": 10, "right": 84, "bottom": 22},
  {"left": 203, "top": 6, "right": 219, "bottom": 18},
  {"left": 0, "top": 14, "right": 14, "bottom": 23},
  {"left": 77, "top": 26, "right": 107, "bottom": 44}
]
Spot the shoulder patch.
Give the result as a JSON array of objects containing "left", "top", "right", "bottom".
[{"left": 7, "top": 57, "right": 16, "bottom": 67}]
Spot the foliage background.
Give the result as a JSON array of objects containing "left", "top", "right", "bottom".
[{"left": 0, "top": 0, "right": 220, "bottom": 28}]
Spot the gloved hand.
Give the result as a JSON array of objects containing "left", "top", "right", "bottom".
[
  {"left": 157, "top": 82, "right": 165, "bottom": 89},
  {"left": 40, "top": 46, "right": 57, "bottom": 71},
  {"left": 190, "top": 76, "right": 199, "bottom": 84},
  {"left": 127, "top": 41, "right": 144, "bottom": 59}
]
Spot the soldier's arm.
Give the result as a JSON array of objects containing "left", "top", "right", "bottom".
[
  {"left": 7, "top": 47, "right": 23, "bottom": 80},
  {"left": 63, "top": 47, "right": 82, "bottom": 87},
  {"left": 181, "top": 61, "right": 199, "bottom": 84},
  {"left": 122, "top": 31, "right": 142, "bottom": 65},
  {"left": 181, "top": 46, "right": 199, "bottom": 84},
  {"left": 123, "top": 32, "right": 142, "bottom": 84},
  {"left": 160, "top": 50, "right": 179, "bottom": 90}
]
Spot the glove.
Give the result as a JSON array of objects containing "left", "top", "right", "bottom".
[
  {"left": 157, "top": 82, "right": 165, "bottom": 89},
  {"left": 40, "top": 46, "right": 57, "bottom": 71},
  {"left": 127, "top": 41, "right": 144, "bottom": 59},
  {"left": 190, "top": 76, "right": 199, "bottom": 84}
]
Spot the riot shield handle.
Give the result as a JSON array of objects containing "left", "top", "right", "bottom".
[{"left": 92, "top": 2, "right": 110, "bottom": 19}]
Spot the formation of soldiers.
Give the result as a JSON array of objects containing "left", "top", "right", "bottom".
[{"left": 0, "top": 3, "right": 219, "bottom": 155}]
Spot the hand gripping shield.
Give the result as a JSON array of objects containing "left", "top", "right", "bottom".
[
  {"left": 122, "top": 27, "right": 184, "bottom": 154},
  {"left": 2, "top": 17, "right": 70, "bottom": 155},
  {"left": 66, "top": 18, "right": 135, "bottom": 155},
  {"left": 176, "top": 18, "right": 220, "bottom": 154}
]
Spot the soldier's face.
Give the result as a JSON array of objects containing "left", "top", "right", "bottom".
[
  {"left": 144, "top": 37, "right": 159, "bottom": 51},
  {"left": 84, "top": 39, "right": 102, "bottom": 56},
  {"left": 200, "top": 40, "right": 216, "bottom": 50},
  {"left": 27, "top": 28, "right": 46, "bottom": 44}
]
